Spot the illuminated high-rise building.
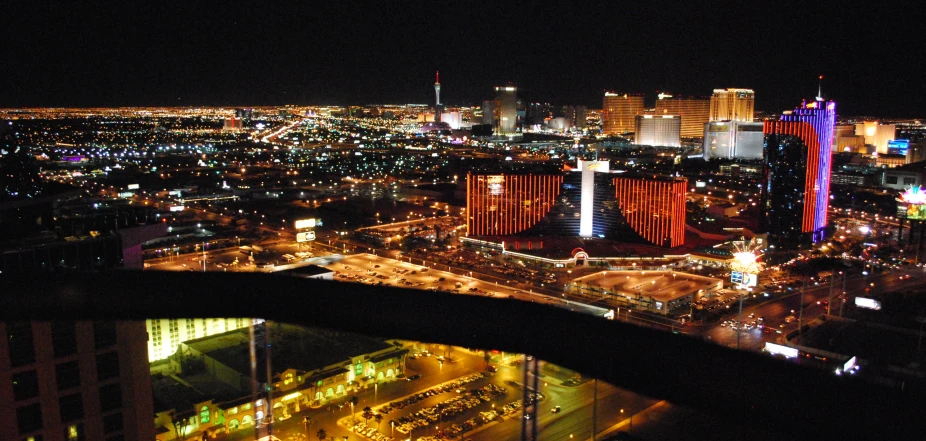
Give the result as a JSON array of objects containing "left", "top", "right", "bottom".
[
  {"left": 466, "top": 164, "right": 686, "bottom": 247},
  {"left": 481, "top": 100, "right": 495, "bottom": 126},
  {"left": 494, "top": 85, "right": 518, "bottom": 135},
  {"left": 710, "top": 88, "right": 755, "bottom": 122},
  {"left": 854, "top": 121, "right": 896, "bottom": 154},
  {"left": 433, "top": 71, "right": 442, "bottom": 123},
  {"left": 634, "top": 114, "right": 681, "bottom": 147},
  {"left": 601, "top": 92, "right": 644, "bottom": 135},
  {"left": 466, "top": 173, "right": 563, "bottom": 236},
  {"left": 761, "top": 98, "right": 837, "bottom": 244},
  {"left": 613, "top": 175, "right": 687, "bottom": 248},
  {"left": 655, "top": 93, "right": 710, "bottom": 138}
]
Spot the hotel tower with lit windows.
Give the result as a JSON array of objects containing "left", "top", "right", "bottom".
[
  {"left": 761, "top": 98, "right": 836, "bottom": 244},
  {"left": 466, "top": 161, "right": 687, "bottom": 248}
]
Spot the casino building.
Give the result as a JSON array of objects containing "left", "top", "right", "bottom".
[
  {"left": 761, "top": 98, "right": 836, "bottom": 244},
  {"left": 465, "top": 160, "right": 687, "bottom": 248}
]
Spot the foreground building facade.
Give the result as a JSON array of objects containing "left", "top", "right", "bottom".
[{"left": 0, "top": 321, "right": 155, "bottom": 441}]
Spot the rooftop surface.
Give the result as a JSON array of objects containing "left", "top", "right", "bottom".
[
  {"left": 184, "top": 323, "right": 394, "bottom": 380},
  {"left": 575, "top": 270, "right": 722, "bottom": 302}
]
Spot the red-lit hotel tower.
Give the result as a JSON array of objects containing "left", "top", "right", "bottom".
[
  {"left": 466, "top": 173, "right": 563, "bottom": 236},
  {"left": 466, "top": 169, "right": 686, "bottom": 248},
  {"left": 612, "top": 176, "right": 687, "bottom": 248},
  {"left": 761, "top": 98, "right": 836, "bottom": 244}
]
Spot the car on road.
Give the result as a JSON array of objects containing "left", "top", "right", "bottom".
[
  {"left": 406, "top": 374, "right": 421, "bottom": 381},
  {"left": 277, "top": 413, "right": 292, "bottom": 422},
  {"left": 551, "top": 406, "right": 562, "bottom": 413},
  {"left": 487, "top": 365, "right": 497, "bottom": 372}
]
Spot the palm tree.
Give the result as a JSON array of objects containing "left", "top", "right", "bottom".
[
  {"left": 374, "top": 413, "right": 383, "bottom": 429},
  {"left": 317, "top": 428, "right": 327, "bottom": 441},
  {"left": 362, "top": 406, "right": 374, "bottom": 424}
]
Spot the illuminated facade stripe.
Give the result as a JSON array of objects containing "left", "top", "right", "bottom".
[
  {"left": 612, "top": 176, "right": 687, "bottom": 247},
  {"left": 466, "top": 173, "right": 563, "bottom": 236},
  {"left": 763, "top": 100, "right": 836, "bottom": 238}
]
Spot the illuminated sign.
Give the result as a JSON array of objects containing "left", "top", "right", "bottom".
[
  {"left": 730, "top": 271, "right": 757, "bottom": 286},
  {"left": 731, "top": 271, "right": 744, "bottom": 284},
  {"left": 487, "top": 175, "right": 505, "bottom": 195},
  {"left": 901, "top": 186, "right": 926, "bottom": 220},
  {"left": 655, "top": 301, "right": 664, "bottom": 310},
  {"left": 294, "top": 219, "right": 317, "bottom": 229},
  {"left": 127, "top": 183, "right": 139, "bottom": 190},
  {"left": 844, "top": 356, "right": 858, "bottom": 372},
  {"left": 855, "top": 297, "right": 882, "bottom": 310},
  {"left": 765, "top": 342, "right": 799, "bottom": 358},
  {"left": 888, "top": 139, "right": 909, "bottom": 155},
  {"left": 695, "top": 181, "right": 706, "bottom": 188},
  {"left": 296, "top": 231, "right": 316, "bottom": 242},
  {"left": 169, "top": 205, "right": 185, "bottom": 212},
  {"left": 603, "top": 310, "right": 615, "bottom": 320},
  {"left": 900, "top": 186, "right": 926, "bottom": 204}
]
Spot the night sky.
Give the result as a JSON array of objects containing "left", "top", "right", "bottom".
[{"left": 3, "top": 1, "right": 924, "bottom": 117}]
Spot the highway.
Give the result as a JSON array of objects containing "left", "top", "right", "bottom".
[{"left": 701, "top": 269, "right": 926, "bottom": 351}]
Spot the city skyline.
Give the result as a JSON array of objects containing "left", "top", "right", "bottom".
[
  {"left": 2, "top": 2, "right": 924, "bottom": 117},
  {"left": 4, "top": 3, "right": 926, "bottom": 441}
]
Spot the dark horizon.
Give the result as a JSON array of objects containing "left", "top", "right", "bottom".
[{"left": 3, "top": 2, "right": 924, "bottom": 118}]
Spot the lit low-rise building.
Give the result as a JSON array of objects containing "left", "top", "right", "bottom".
[{"left": 154, "top": 323, "right": 408, "bottom": 440}]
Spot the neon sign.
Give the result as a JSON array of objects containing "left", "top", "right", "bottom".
[{"left": 900, "top": 186, "right": 926, "bottom": 205}]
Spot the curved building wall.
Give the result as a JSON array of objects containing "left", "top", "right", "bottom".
[
  {"left": 762, "top": 100, "right": 836, "bottom": 242},
  {"left": 466, "top": 173, "right": 563, "bottom": 236},
  {"left": 612, "top": 176, "right": 687, "bottom": 247}
]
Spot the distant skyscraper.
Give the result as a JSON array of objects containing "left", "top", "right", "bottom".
[
  {"left": 561, "top": 106, "right": 588, "bottom": 129},
  {"left": 710, "top": 88, "right": 755, "bottom": 122},
  {"left": 495, "top": 85, "right": 518, "bottom": 135},
  {"left": 655, "top": 93, "right": 711, "bottom": 138},
  {"left": 634, "top": 115, "right": 681, "bottom": 147},
  {"left": 702, "top": 121, "right": 765, "bottom": 159},
  {"left": 761, "top": 98, "right": 836, "bottom": 244},
  {"left": 854, "top": 121, "right": 896, "bottom": 154},
  {"left": 434, "top": 71, "right": 442, "bottom": 123},
  {"left": 481, "top": 100, "right": 495, "bottom": 126},
  {"left": 601, "top": 92, "right": 644, "bottom": 135}
]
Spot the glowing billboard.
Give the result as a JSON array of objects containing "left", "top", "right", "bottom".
[
  {"left": 296, "top": 231, "right": 316, "bottom": 242},
  {"left": 855, "top": 297, "right": 882, "bottom": 310},
  {"left": 899, "top": 186, "right": 926, "bottom": 220},
  {"left": 765, "top": 342, "right": 799, "bottom": 358},
  {"left": 294, "top": 218, "right": 317, "bottom": 229},
  {"left": 731, "top": 271, "right": 757, "bottom": 287}
]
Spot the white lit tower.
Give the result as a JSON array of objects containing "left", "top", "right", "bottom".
[{"left": 434, "top": 71, "right": 442, "bottom": 123}]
